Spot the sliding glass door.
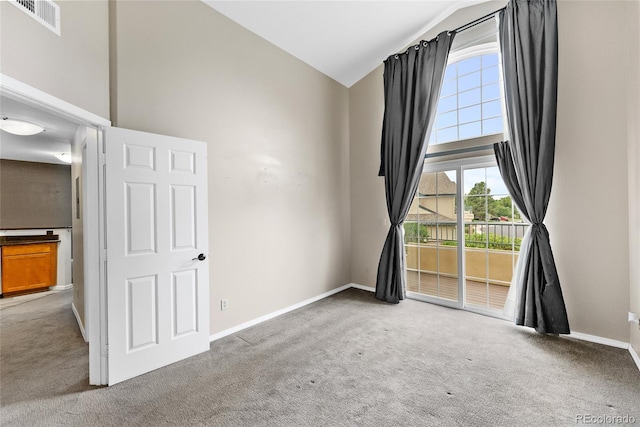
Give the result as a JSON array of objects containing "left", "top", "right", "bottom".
[{"left": 405, "top": 159, "right": 526, "bottom": 317}]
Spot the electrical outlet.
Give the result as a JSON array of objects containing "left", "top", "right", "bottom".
[
  {"left": 629, "top": 312, "right": 639, "bottom": 325},
  {"left": 220, "top": 299, "right": 229, "bottom": 311}
]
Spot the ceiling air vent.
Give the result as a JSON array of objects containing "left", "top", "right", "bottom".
[{"left": 8, "top": 0, "right": 61, "bottom": 36}]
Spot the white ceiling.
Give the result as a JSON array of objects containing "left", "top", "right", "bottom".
[
  {"left": 203, "top": 0, "right": 488, "bottom": 87},
  {"left": 0, "top": 95, "right": 77, "bottom": 165}
]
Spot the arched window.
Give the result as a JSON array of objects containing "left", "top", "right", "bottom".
[{"left": 428, "top": 44, "right": 505, "bottom": 146}]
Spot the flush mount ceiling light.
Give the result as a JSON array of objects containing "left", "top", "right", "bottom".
[{"left": 0, "top": 117, "right": 45, "bottom": 136}]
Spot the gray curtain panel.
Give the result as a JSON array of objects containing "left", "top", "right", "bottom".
[
  {"left": 494, "top": 0, "right": 570, "bottom": 333},
  {"left": 376, "top": 31, "right": 455, "bottom": 303}
]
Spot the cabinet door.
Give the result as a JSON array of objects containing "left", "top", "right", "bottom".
[{"left": 1, "top": 243, "right": 57, "bottom": 293}]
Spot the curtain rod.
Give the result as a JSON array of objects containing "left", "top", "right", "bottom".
[
  {"left": 453, "top": 7, "right": 506, "bottom": 34},
  {"left": 385, "top": 6, "right": 506, "bottom": 61}
]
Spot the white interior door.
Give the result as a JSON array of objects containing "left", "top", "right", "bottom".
[{"left": 104, "top": 127, "right": 209, "bottom": 385}]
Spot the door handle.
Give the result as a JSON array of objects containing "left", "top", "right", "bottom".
[{"left": 192, "top": 253, "right": 206, "bottom": 261}]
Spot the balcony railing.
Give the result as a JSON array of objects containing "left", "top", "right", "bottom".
[
  {"left": 404, "top": 221, "right": 528, "bottom": 311},
  {"left": 404, "top": 221, "right": 528, "bottom": 249}
]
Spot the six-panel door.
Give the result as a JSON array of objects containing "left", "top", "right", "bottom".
[{"left": 105, "top": 127, "right": 209, "bottom": 385}]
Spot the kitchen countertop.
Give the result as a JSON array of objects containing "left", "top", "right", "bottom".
[{"left": 0, "top": 235, "right": 60, "bottom": 246}]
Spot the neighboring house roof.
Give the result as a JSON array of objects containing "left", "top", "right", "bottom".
[
  {"left": 417, "top": 171, "right": 456, "bottom": 196},
  {"left": 406, "top": 204, "right": 456, "bottom": 222},
  {"left": 405, "top": 212, "right": 456, "bottom": 223}
]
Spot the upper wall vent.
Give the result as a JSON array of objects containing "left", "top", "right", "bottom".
[{"left": 8, "top": 0, "right": 61, "bottom": 36}]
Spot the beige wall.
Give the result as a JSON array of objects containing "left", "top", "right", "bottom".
[
  {"left": 111, "top": 1, "right": 351, "bottom": 335},
  {"left": 349, "top": 66, "right": 386, "bottom": 287},
  {"left": 349, "top": 0, "right": 635, "bottom": 343},
  {"left": 550, "top": 0, "right": 631, "bottom": 342},
  {"left": 626, "top": 0, "right": 640, "bottom": 356},
  {"left": 0, "top": 159, "right": 72, "bottom": 229},
  {"left": 0, "top": 0, "right": 110, "bottom": 119}
]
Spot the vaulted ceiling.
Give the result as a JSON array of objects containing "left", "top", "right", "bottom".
[{"left": 203, "top": 1, "right": 488, "bottom": 87}]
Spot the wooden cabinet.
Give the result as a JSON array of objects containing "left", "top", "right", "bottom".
[{"left": 1, "top": 242, "right": 58, "bottom": 296}]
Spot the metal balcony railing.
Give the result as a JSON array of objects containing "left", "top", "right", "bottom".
[{"left": 404, "top": 221, "right": 529, "bottom": 251}]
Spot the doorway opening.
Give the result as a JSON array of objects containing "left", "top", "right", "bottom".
[
  {"left": 0, "top": 94, "right": 78, "bottom": 304},
  {"left": 1, "top": 75, "right": 110, "bottom": 385}
]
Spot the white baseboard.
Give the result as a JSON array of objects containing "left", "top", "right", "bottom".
[
  {"left": 50, "top": 283, "right": 73, "bottom": 292},
  {"left": 209, "top": 284, "right": 353, "bottom": 342},
  {"left": 351, "top": 283, "right": 375, "bottom": 293},
  {"left": 71, "top": 302, "right": 88, "bottom": 342},
  {"left": 566, "top": 331, "right": 629, "bottom": 349},
  {"left": 629, "top": 344, "right": 640, "bottom": 372}
]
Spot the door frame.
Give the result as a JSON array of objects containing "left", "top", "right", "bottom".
[{"left": 0, "top": 74, "right": 111, "bottom": 385}]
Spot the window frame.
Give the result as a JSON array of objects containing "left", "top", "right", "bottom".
[{"left": 426, "top": 42, "right": 507, "bottom": 158}]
